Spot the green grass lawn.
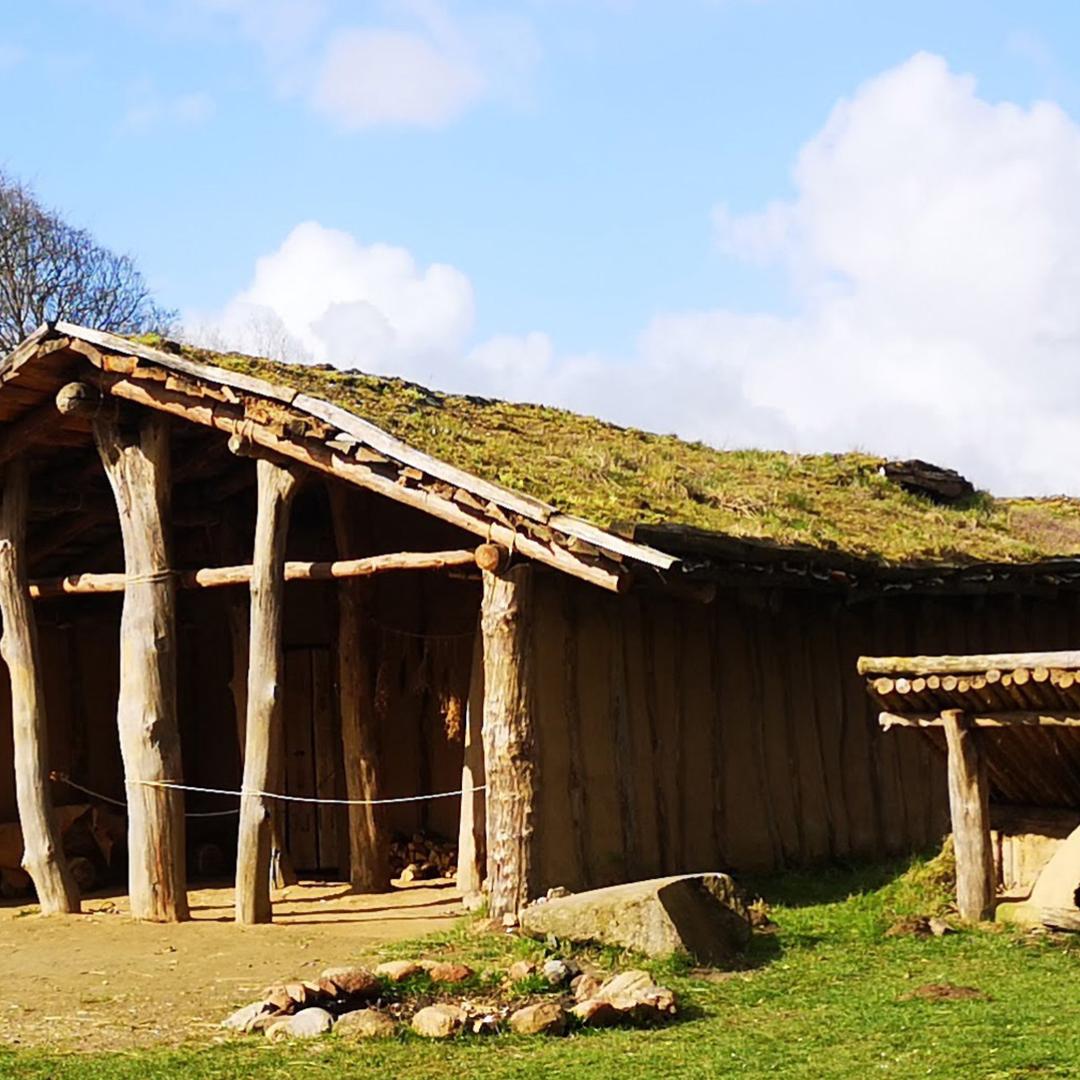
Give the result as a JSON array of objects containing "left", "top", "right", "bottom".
[{"left": 6, "top": 855, "right": 1080, "bottom": 1080}]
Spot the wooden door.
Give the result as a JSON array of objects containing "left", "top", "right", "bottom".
[{"left": 284, "top": 647, "right": 343, "bottom": 874}]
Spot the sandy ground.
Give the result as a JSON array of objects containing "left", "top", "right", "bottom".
[{"left": 0, "top": 879, "right": 463, "bottom": 1052}]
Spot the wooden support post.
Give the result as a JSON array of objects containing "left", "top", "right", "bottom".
[
  {"left": 456, "top": 623, "right": 486, "bottom": 903},
  {"left": 0, "top": 460, "right": 80, "bottom": 914},
  {"left": 329, "top": 486, "right": 387, "bottom": 892},
  {"left": 94, "top": 412, "right": 188, "bottom": 922},
  {"left": 942, "top": 709, "right": 994, "bottom": 921},
  {"left": 220, "top": 528, "right": 297, "bottom": 892},
  {"left": 480, "top": 565, "right": 538, "bottom": 918},
  {"left": 235, "top": 458, "right": 300, "bottom": 924}
]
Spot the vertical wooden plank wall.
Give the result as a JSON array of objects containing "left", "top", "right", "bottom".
[{"left": 530, "top": 577, "right": 1019, "bottom": 891}]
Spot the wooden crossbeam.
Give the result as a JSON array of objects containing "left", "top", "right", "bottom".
[
  {"left": 880, "top": 710, "right": 1080, "bottom": 729},
  {"left": 27, "top": 548, "right": 484, "bottom": 599},
  {"left": 859, "top": 651, "right": 1080, "bottom": 676}
]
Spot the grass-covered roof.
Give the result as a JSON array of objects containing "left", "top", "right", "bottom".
[{"left": 139, "top": 336, "right": 1080, "bottom": 568}]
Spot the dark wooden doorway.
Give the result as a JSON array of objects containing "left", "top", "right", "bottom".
[{"left": 283, "top": 647, "right": 344, "bottom": 874}]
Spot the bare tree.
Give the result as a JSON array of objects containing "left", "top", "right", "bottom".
[{"left": 0, "top": 173, "right": 175, "bottom": 353}]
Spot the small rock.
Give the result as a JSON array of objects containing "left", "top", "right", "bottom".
[
  {"left": 471, "top": 1012, "right": 501, "bottom": 1035},
  {"left": 221, "top": 1000, "right": 273, "bottom": 1032},
  {"left": 375, "top": 960, "right": 424, "bottom": 982},
  {"left": 335, "top": 1009, "right": 396, "bottom": 1039},
  {"left": 411, "top": 1003, "right": 466, "bottom": 1038},
  {"left": 571, "top": 999, "right": 620, "bottom": 1027},
  {"left": 929, "top": 916, "right": 955, "bottom": 937},
  {"left": 428, "top": 962, "right": 474, "bottom": 984},
  {"left": 885, "top": 916, "right": 931, "bottom": 938},
  {"left": 263, "top": 985, "right": 296, "bottom": 1014},
  {"left": 598, "top": 969, "right": 656, "bottom": 999},
  {"left": 508, "top": 960, "right": 538, "bottom": 982},
  {"left": 571, "top": 973, "right": 602, "bottom": 1002},
  {"left": 502, "top": 912, "right": 519, "bottom": 929},
  {"left": 400, "top": 862, "right": 422, "bottom": 883},
  {"left": 546, "top": 886, "right": 571, "bottom": 900},
  {"left": 265, "top": 1007, "right": 334, "bottom": 1042},
  {"left": 542, "top": 958, "right": 570, "bottom": 986},
  {"left": 319, "top": 966, "right": 380, "bottom": 999},
  {"left": 509, "top": 1001, "right": 568, "bottom": 1036},
  {"left": 284, "top": 981, "right": 310, "bottom": 1006}
]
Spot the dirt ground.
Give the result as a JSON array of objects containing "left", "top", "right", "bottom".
[{"left": 0, "top": 879, "right": 463, "bottom": 1052}]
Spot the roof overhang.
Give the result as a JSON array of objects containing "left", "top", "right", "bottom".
[{"left": 1, "top": 323, "right": 680, "bottom": 594}]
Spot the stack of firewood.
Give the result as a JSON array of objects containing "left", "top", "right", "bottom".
[{"left": 389, "top": 833, "right": 457, "bottom": 882}]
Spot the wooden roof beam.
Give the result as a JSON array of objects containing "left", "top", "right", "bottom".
[
  {"left": 859, "top": 651, "right": 1080, "bottom": 676},
  {"left": 880, "top": 710, "right": 1080, "bottom": 728},
  {"left": 95, "top": 372, "right": 631, "bottom": 594}
]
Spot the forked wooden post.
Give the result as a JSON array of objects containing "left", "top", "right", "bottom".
[
  {"left": 94, "top": 411, "right": 188, "bottom": 922},
  {"left": 456, "top": 623, "right": 486, "bottom": 903},
  {"left": 235, "top": 458, "right": 300, "bottom": 924},
  {"left": 480, "top": 564, "right": 538, "bottom": 917},
  {"left": 942, "top": 709, "right": 995, "bottom": 921},
  {"left": 328, "top": 485, "right": 387, "bottom": 892},
  {"left": 0, "top": 459, "right": 80, "bottom": 914}
]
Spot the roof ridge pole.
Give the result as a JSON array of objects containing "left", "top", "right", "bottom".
[
  {"left": 235, "top": 457, "right": 300, "bottom": 924},
  {"left": 0, "top": 458, "right": 81, "bottom": 914},
  {"left": 941, "top": 708, "right": 995, "bottom": 921},
  {"left": 94, "top": 410, "right": 189, "bottom": 922}
]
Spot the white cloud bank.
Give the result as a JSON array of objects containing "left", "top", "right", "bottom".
[
  {"left": 189, "top": 53, "right": 1080, "bottom": 494},
  {"left": 187, "top": 0, "right": 536, "bottom": 130}
]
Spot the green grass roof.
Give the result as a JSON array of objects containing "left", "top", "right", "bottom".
[{"left": 139, "top": 337, "right": 1080, "bottom": 568}]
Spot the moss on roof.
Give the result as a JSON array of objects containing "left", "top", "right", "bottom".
[{"left": 136, "top": 336, "right": 1080, "bottom": 568}]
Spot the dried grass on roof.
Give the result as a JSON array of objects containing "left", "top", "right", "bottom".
[{"left": 138, "top": 336, "right": 1080, "bottom": 567}]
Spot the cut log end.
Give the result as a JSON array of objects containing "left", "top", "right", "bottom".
[
  {"left": 474, "top": 543, "right": 509, "bottom": 574},
  {"left": 55, "top": 382, "right": 100, "bottom": 417}
]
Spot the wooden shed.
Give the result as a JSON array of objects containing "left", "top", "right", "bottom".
[
  {"left": 860, "top": 649, "right": 1080, "bottom": 925},
  {"left": 5, "top": 322, "right": 1080, "bottom": 922}
]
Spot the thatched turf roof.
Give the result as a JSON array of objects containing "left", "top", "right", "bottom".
[{"left": 137, "top": 336, "right": 1080, "bottom": 569}]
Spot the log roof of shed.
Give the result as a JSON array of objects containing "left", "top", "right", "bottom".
[
  {"left": 8, "top": 322, "right": 1080, "bottom": 589},
  {"left": 859, "top": 651, "right": 1080, "bottom": 809}
]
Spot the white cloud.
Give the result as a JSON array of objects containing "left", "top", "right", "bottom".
[
  {"left": 191, "top": 53, "right": 1080, "bottom": 495},
  {"left": 312, "top": 27, "right": 483, "bottom": 130},
  {"left": 189, "top": 221, "right": 475, "bottom": 374},
  {"left": 121, "top": 88, "right": 215, "bottom": 134}
]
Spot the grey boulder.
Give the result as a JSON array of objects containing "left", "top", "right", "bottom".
[{"left": 519, "top": 873, "right": 750, "bottom": 964}]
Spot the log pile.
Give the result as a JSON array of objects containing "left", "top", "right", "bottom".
[{"left": 389, "top": 833, "right": 458, "bottom": 882}]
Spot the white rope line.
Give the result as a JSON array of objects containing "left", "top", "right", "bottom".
[
  {"left": 126, "top": 779, "right": 487, "bottom": 807},
  {"left": 51, "top": 773, "right": 239, "bottom": 817}
]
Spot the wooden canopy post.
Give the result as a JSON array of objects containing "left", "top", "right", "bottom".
[
  {"left": 217, "top": 517, "right": 297, "bottom": 891},
  {"left": 235, "top": 458, "right": 300, "bottom": 924},
  {"left": 456, "top": 623, "right": 486, "bottom": 904},
  {"left": 0, "top": 459, "right": 80, "bottom": 914},
  {"left": 942, "top": 709, "right": 994, "bottom": 921},
  {"left": 328, "top": 486, "right": 387, "bottom": 892},
  {"left": 480, "top": 563, "right": 538, "bottom": 918},
  {"left": 94, "top": 410, "right": 188, "bottom": 922}
]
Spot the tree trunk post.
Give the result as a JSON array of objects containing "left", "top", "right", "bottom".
[
  {"left": 94, "top": 411, "right": 188, "bottom": 922},
  {"left": 328, "top": 486, "right": 387, "bottom": 892},
  {"left": 456, "top": 623, "right": 486, "bottom": 903},
  {"left": 0, "top": 459, "right": 80, "bottom": 914},
  {"left": 942, "top": 709, "right": 994, "bottom": 921},
  {"left": 235, "top": 458, "right": 299, "bottom": 924},
  {"left": 480, "top": 565, "right": 538, "bottom": 918}
]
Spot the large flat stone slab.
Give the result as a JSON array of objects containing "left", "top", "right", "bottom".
[{"left": 519, "top": 874, "right": 751, "bottom": 964}]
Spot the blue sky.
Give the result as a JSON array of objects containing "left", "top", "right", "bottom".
[{"left": 4, "top": 1, "right": 1080, "bottom": 493}]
